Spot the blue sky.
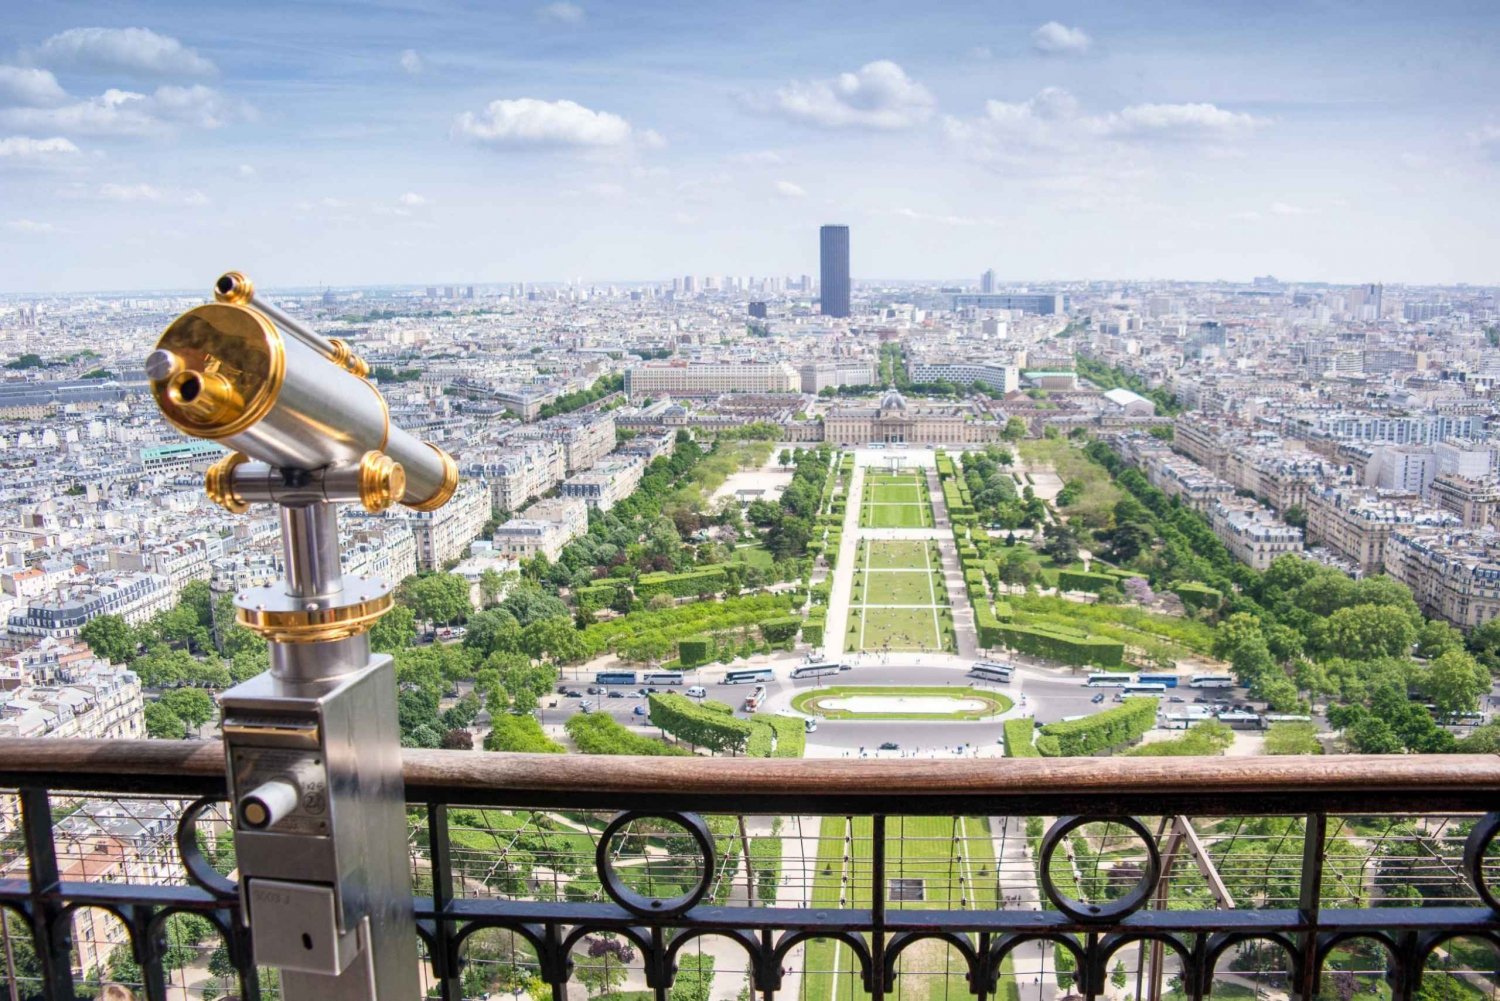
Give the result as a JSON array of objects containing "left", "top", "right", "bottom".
[{"left": 1, "top": 0, "right": 1497, "bottom": 292}]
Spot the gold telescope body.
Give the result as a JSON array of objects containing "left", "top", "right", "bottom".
[{"left": 146, "top": 271, "right": 457, "bottom": 513}]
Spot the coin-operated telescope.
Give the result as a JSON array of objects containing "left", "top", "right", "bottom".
[{"left": 147, "top": 273, "right": 457, "bottom": 1000}]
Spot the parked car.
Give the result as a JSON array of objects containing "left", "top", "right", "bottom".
[
  {"left": 557, "top": 684, "right": 569, "bottom": 694},
  {"left": 627, "top": 691, "right": 644, "bottom": 699},
  {"left": 1091, "top": 693, "right": 1106, "bottom": 704},
  {"left": 633, "top": 705, "right": 648, "bottom": 716},
  {"left": 587, "top": 686, "right": 600, "bottom": 695},
  {"left": 1168, "top": 696, "right": 1185, "bottom": 704},
  {"left": 579, "top": 701, "right": 594, "bottom": 712},
  {"left": 878, "top": 741, "right": 900, "bottom": 751},
  {"left": 563, "top": 690, "right": 583, "bottom": 699},
  {"left": 608, "top": 691, "right": 624, "bottom": 699}
]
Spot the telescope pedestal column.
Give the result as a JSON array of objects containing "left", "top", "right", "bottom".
[{"left": 219, "top": 500, "right": 421, "bottom": 1000}]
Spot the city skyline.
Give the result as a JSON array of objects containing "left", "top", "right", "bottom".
[{"left": 1, "top": 1, "right": 1499, "bottom": 292}]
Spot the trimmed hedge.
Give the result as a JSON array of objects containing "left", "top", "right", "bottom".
[
  {"left": 1173, "top": 582, "right": 1224, "bottom": 611},
  {"left": 801, "top": 620, "right": 825, "bottom": 647},
  {"left": 754, "top": 714, "right": 807, "bottom": 758},
  {"left": 1057, "top": 569, "right": 1122, "bottom": 594},
  {"left": 566, "top": 712, "right": 692, "bottom": 755},
  {"left": 997, "top": 623, "right": 1124, "bottom": 668},
  {"left": 678, "top": 637, "right": 712, "bottom": 667},
  {"left": 1038, "top": 698, "right": 1158, "bottom": 756},
  {"left": 759, "top": 616, "right": 801, "bottom": 644},
  {"left": 636, "top": 566, "right": 728, "bottom": 599},
  {"left": 1003, "top": 718, "right": 1040, "bottom": 757},
  {"left": 649, "top": 692, "right": 753, "bottom": 753},
  {"left": 974, "top": 601, "right": 1005, "bottom": 649}
]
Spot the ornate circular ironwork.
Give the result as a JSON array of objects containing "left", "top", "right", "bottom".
[
  {"left": 595, "top": 811, "right": 715, "bottom": 917},
  {"left": 1463, "top": 812, "right": 1500, "bottom": 914},
  {"left": 1038, "top": 815, "right": 1161, "bottom": 922},
  {"left": 176, "top": 797, "right": 239, "bottom": 900}
]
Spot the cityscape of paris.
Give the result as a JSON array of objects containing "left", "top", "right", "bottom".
[{"left": 1, "top": 3, "right": 1499, "bottom": 1001}]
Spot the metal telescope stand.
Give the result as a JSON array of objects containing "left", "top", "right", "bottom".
[{"left": 218, "top": 486, "right": 420, "bottom": 1000}]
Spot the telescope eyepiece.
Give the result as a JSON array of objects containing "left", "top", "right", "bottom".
[
  {"left": 214, "top": 270, "right": 255, "bottom": 305},
  {"left": 167, "top": 368, "right": 243, "bottom": 424}
]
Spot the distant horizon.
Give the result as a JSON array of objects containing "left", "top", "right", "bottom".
[{"left": 1, "top": 2, "right": 1497, "bottom": 292}]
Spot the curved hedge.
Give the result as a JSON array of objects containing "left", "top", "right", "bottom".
[
  {"left": 1057, "top": 569, "right": 1121, "bottom": 594},
  {"left": 636, "top": 566, "right": 728, "bottom": 599},
  {"left": 648, "top": 692, "right": 753, "bottom": 753},
  {"left": 1173, "top": 582, "right": 1224, "bottom": 611},
  {"left": 996, "top": 623, "right": 1124, "bottom": 668},
  {"left": 1037, "top": 698, "right": 1158, "bottom": 756},
  {"left": 566, "top": 712, "right": 691, "bottom": 756},
  {"left": 759, "top": 616, "right": 801, "bottom": 644},
  {"left": 1003, "top": 718, "right": 1040, "bottom": 757}
]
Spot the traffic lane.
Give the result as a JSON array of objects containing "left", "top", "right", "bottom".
[{"left": 806, "top": 718, "right": 1009, "bottom": 754}]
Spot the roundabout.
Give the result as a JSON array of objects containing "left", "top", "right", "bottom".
[{"left": 791, "top": 685, "right": 1013, "bottom": 721}]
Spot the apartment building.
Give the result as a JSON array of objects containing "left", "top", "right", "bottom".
[
  {"left": 905, "top": 358, "right": 1020, "bottom": 394},
  {"left": 1384, "top": 529, "right": 1500, "bottom": 629},
  {"left": 561, "top": 456, "right": 645, "bottom": 512},
  {"left": 472, "top": 441, "right": 566, "bottom": 516},
  {"left": 624, "top": 360, "right": 798, "bottom": 399},
  {"left": 407, "top": 481, "right": 490, "bottom": 571},
  {"left": 1207, "top": 499, "right": 1305, "bottom": 571},
  {"left": 7, "top": 573, "right": 175, "bottom": 638},
  {"left": 492, "top": 497, "right": 589, "bottom": 563},
  {"left": 798, "top": 360, "right": 878, "bottom": 394},
  {"left": 517, "top": 410, "right": 616, "bottom": 474},
  {"left": 1428, "top": 473, "right": 1500, "bottom": 529},
  {"left": 1303, "top": 484, "right": 1458, "bottom": 575},
  {"left": 343, "top": 519, "right": 419, "bottom": 584}
]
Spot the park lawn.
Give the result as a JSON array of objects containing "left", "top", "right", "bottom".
[
  {"left": 867, "top": 483, "right": 923, "bottom": 504},
  {"left": 863, "top": 570, "right": 938, "bottom": 606},
  {"left": 1006, "top": 593, "right": 1216, "bottom": 656},
  {"left": 1017, "top": 437, "right": 1124, "bottom": 528},
  {"left": 860, "top": 503, "right": 931, "bottom": 529},
  {"left": 792, "top": 686, "right": 1012, "bottom": 720},
  {"left": 860, "top": 607, "right": 942, "bottom": 651},
  {"left": 867, "top": 540, "right": 934, "bottom": 570},
  {"left": 733, "top": 543, "right": 775, "bottom": 570}
]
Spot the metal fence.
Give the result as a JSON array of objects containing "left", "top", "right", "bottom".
[{"left": 2, "top": 740, "right": 1499, "bottom": 1001}]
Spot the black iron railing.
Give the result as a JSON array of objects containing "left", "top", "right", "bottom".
[{"left": 2, "top": 740, "right": 1499, "bottom": 1001}]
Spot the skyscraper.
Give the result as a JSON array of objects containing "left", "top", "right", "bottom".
[
  {"left": 981, "top": 269, "right": 996, "bottom": 294},
  {"left": 819, "top": 224, "right": 850, "bottom": 318}
]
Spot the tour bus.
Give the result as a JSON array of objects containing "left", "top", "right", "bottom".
[
  {"left": 1086, "top": 673, "right": 1131, "bottom": 687},
  {"left": 968, "top": 662, "right": 1013, "bottom": 684},
  {"left": 791, "top": 662, "right": 845, "bottom": 680},
  {"left": 744, "top": 692, "right": 764, "bottom": 712},
  {"left": 1189, "top": 674, "right": 1235, "bottom": 689},
  {"left": 1136, "top": 673, "right": 1179, "bottom": 688},
  {"left": 1218, "top": 710, "right": 1263, "bottom": 730},
  {"left": 1113, "top": 683, "right": 1168, "bottom": 701},
  {"left": 595, "top": 671, "right": 638, "bottom": 686},
  {"left": 725, "top": 667, "right": 775, "bottom": 685},
  {"left": 1260, "top": 714, "right": 1314, "bottom": 728},
  {"left": 642, "top": 671, "right": 685, "bottom": 686}
]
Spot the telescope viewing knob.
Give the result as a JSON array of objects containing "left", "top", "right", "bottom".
[
  {"left": 358, "top": 451, "right": 406, "bottom": 513},
  {"left": 240, "top": 777, "right": 299, "bottom": 830},
  {"left": 144, "top": 349, "right": 184, "bottom": 383},
  {"left": 214, "top": 270, "right": 255, "bottom": 305}
]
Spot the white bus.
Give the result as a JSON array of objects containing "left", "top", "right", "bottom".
[
  {"left": 1189, "top": 674, "right": 1235, "bottom": 689},
  {"left": 643, "top": 671, "right": 685, "bottom": 686},
  {"left": 1086, "top": 674, "right": 1131, "bottom": 687},
  {"left": 968, "top": 662, "right": 1013, "bottom": 684},
  {"left": 791, "top": 662, "right": 845, "bottom": 680},
  {"left": 1116, "top": 683, "right": 1167, "bottom": 698},
  {"left": 725, "top": 668, "right": 774, "bottom": 685},
  {"left": 1218, "top": 711, "right": 1262, "bottom": 730}
]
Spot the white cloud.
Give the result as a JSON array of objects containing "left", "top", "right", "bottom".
[
  {"left": 731, "top": 150, "right": 784, "bottom": 165},
  {"left": 398, "top": 191, "right": 428, "bottom": 206},
  {"left": 0, "top": 84, "right": 252, "bottom": 136},
  {"left": 582, "top": 182, "right": 624, "bottom": 197},
  {"left": 454, "top": 97, "right": 639, "bottom": 147},
  {"left": 99, "top": 182, "right": 163, "bottom": 201},
  {"left": 1468, "top": 125, "right": 1500, "bottom": 161},
  {"left": 537, "top": 2, "right": 585, "bottom": 24},
  {"left": 774, "top": 180, "right": 806, "bottom": 198},
  {"left": 757, "top": 60, "right": 934, "bottom": 130},
  {"left": 237, "top": 163, "right": 256, "bottom": 177},
  {"left": 1270, "top": 201, "right": 1314, "bottom": 216},
  {"left": 34, "top": 27, "right": 216, "bottom": 78},
  {"left": 0, "top": 135, "right": 81, "bottom": 162},
  {"left": 0, "top": 66, "right": 68, "bottom": 107},
  {"left": 399, "top": 49, "right": 423, "bottom": 75},
  {"left": 1032, "top": 21, "right": 1093, "bottom": 55},
  {"left": 6, "top": 219, "right": 55, "bottom": 234},
  {"left": 891, "top": 207, "right": 982, "bottom": 227},
  {"left": 1095, "top": 102, "right": 1269, "bottom": 139}
]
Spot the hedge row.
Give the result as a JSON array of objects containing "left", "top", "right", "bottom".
[
  {"left": 649, "top": 692, "right": 752, "bottom": 753},
  {"left": 942, "top": 478, "right": 973, "bottom": 517},
  {"left": 636, "top": 565, "right": 729, "bottom": 599},
  {"left": 1037, "top": 697, "right": 1158, "bottom": 756},
  {"left": 1003, "top": 718, "right": 1040, "bottom": 757},
  {"left": 802, "top": 619, "right": 825, "bottom": 648},
  {"left": 1057, "top": 569, "right": 1122, "bottom": 594},
  {"left": 752, "top": 714, "right": 807, "bottom": 758},
  {"left": 1173, "top": 582, "right": 1224, "bottom": 611},
  {"left": 995, "top": 623, "right": 1125, "bottom": 668},
  {"left": 678, "top": 637, "right": 713, "bottom": 667},
  {"left": 760, "top": 616, "right": 801, "bottom": 644},
  {"left": 566, "top": 712, "right": 692, "bottom": 755}
]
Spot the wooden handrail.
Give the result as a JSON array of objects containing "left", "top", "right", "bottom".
[{"left": 2, "top": 738, "right": 1497, "bottom": 814}]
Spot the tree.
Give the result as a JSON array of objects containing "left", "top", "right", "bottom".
[
  {"left": 478, "top": 569, "right": 506, "bottom": 608},
  {"left": 80, "top": 614, "right": 136, "bottom": 664},
  {"left": 464, "top": 608, "right": 524, "bottom": 656},
  {"left": 1264, "top": 721, "right": 1322, "bottom": 755},
  {"left": 1111, "top": 962, "right": 1128, "bottom": 991},
  {"left": 1421, "top": 649, "right": 1489, "bottom": 715},
  {"left": 371, "top": 603, "right": 418, "bottom": 653},
  {"left": 144, "top": 701, "right": 187, "bottom": 739},
  {"left": 406, "top": 573, "right": 472, "bottom": 625},
  {"left": 1467, "top": 618, "right": 1500, "bottom": 673},
  {"left": 1323, "top": 604, "right": 1416, "bottom": 660},
  {"left": 1001, "top": 416, "right": 1027, "bottom": 442},
  {"left": 484, "top": 714, "right": 564, "bottom": 753},
  {"left": 500, "top": 584, "right": 570, "bottom": 626},
  {"left": 162, "top": 688, "right": 215, "bottom": 731},
  {"left": 521, "top": 616, "right": 588, "bottom": 664},
  {"left": 1040, "top": 524, "right": 1079, "bottom": 565},
  {"left": 1283, "top": 505, "right": 1307, "bottom": 529},
  {"left": 778, "top": 449, "right": 792, "bottom": 468}
]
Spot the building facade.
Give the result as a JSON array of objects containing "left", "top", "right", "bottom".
[{"left": 819, "top": 224, "right": 850, "bottom": 318}]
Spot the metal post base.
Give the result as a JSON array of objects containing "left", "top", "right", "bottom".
[{"left": 221, "top": 656, "right": 419, "bottom": 1000}]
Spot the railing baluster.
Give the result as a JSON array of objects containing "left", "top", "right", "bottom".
[
  {"left": 871, "top": 815, "right": 885, "bottom": 1001},
  {"left": 136, "top": 906, "right": 168, "bottom": 1001},
  {"left": 426, "top": 803, "right": 463, "bottom": 1001},
  {"left": 19, "top": 788, "right": 74, "bottom": 1001},
  {"left": 1294, "top": 811, "right": 1326, "bottom": 1001}
]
